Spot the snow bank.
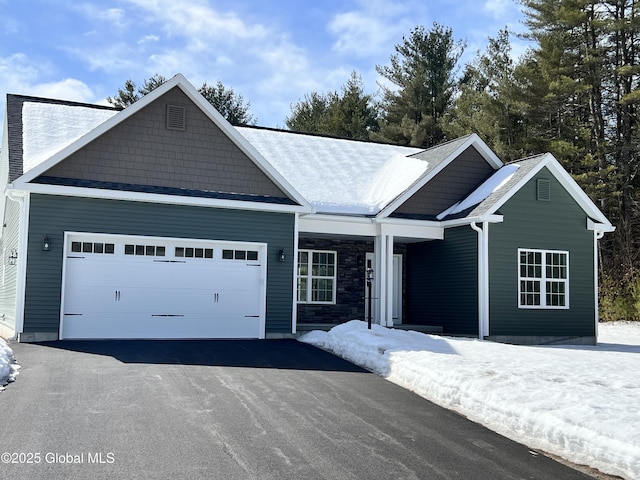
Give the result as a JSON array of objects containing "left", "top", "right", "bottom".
[
  {"left": 0, "top": 338, "right": 19, "bottom": 391},
  {"left": 300, "top": 321, "right": 640, "bottom": 479}
]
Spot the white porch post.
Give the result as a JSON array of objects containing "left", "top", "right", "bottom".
[
  {"left": 374, "top": 228, "right": 395, "bottom": 327},
  {"left": 384, "top": 234, "right": 395, "bottom": 327},
  {"left": 373, "top": 232, "right": 387, "bottom": 326}
]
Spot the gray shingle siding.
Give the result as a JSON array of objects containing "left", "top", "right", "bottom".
[
  {"left": 488, "top": 168, "right": 595, "bottom": 337},
  {"left": 41, "top": 88, "right": 290, "bottom": 201},
  {"left": 394, "top": 146, "right": 496, "bottom": 217},
  {"left": 24, "top": 194, "right": 295, "bottom": 335}
]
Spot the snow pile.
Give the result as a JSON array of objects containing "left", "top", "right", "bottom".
[
  {"left": 22, "top": 102, "right": 118, "bottom": 172},
  {"left": 300, "top": 321, "right": 640, "bottom": 479},
  {"left": 0, "top": 338, "right": 19, "bottom": 391}
]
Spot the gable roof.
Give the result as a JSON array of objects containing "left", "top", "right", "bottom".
[
  {"left": 438, "top": 153, "right": 613, "bottom": 229},
  {"left": 10, "top": 74, "right": 310, "bottom": 210},
  {"left": 376, "top": 134, "right": 503, "bottom": 218}
]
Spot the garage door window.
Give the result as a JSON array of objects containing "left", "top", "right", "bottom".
[
  {"left": 125, "top": 244, "right": 166, "bottom": 256},
  {"left": 72, "top": 241, "right": 115, "bottom": 254},
  {"left": 175, "top": 247, "right": 214, "bottom": 259},
  {"left": 222, "top": 249, "right": 258, "bottom": 261}
]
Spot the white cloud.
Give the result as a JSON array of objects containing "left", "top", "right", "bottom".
[
  {"left": 328, "top": 0, "right": 420, "bottom": 58},
  {"left": 483, "top": 0, "right": 512, "bottom": 18},
  {"left": 28, "top": 78, "right": 94, "bottom": 103},
  {"left": 138, "top": 34, "right": 160, "bottom": 45},
  {"left": 76, "top": 4, "right": 129, "bottom": 29}
]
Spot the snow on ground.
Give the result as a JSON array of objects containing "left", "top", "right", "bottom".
[
  {"left": 0, "top": 338, "right": 19, "bottom": 391},
  {"left": 299, "top": 321, "right": 640, "bottom": 480}
]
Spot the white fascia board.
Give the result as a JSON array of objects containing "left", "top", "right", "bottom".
[
  {"left": 484, "top": 153, "right": 613, "bottom": 227},
  {"left": 440, "top": 214, "right": 504, "bottom": 228},
  {"left": 13, "top": 183, "right": 310, "bottom": 214},
  {"left": 299, "top": 215, "right": 377, "bottom": 236},
  {"left": 298, "top": 214, "right": 444, "bottom": 240},
  {"left": 587, "top": 218, "right": 616, "bottom": 233},
  {"left": 12, "top": 74, "right": 311, "bottom": 210},
  {"left": 377, "top": 134, "right": 503, "bottom": 219}
]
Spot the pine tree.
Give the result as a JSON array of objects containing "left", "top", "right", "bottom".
[
  {"left": 286, "top": 72, "right": 378, "bottom": 140},
  {"left": 374, "top": 23, "right": 465, "bottom": 147}
]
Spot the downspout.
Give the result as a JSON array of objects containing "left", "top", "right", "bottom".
[
  {"left": 594, "top": 230, "right": 605, "bottom": 340},
  {"left": 470, "top": 222, "right": 489, "bottom": 339},
  {"left": 292, "top": 213, "right": 300, "bottom": 335}
]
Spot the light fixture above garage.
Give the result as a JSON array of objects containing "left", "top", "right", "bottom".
[
  {"left": 279, "top": 249, "right": 285, "bottom": 262},
  {"left": 42, "top": 235, "right": 51, "bottom": 251}
]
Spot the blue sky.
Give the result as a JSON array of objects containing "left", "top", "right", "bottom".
[{"left": 1, "top": 0, "right": 528, "bottom": 129}]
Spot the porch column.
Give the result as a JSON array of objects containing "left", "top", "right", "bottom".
[
  {"left": 374, "top": 231, "right": 395, "bottom": 327},
  {"left": 383, "top": 234, "right": 395, "bottom": 327},
  {"left": 373, "top": 234, "right": 387, "bottom": 326}
]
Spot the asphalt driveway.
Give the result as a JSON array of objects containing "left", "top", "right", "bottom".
[{"left": 1, "top": 339, "right": 592, "bottom": 480}]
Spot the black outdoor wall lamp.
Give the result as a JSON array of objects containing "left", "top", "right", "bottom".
[
  {"left": 278, "top": 248, "right": 286, "bottom": 262},
  {"left": 42, "top": 235, "right": 51, "bottom": 251},
  {"left": 8, "top": 249, "right": 17, "bottom": 266}
]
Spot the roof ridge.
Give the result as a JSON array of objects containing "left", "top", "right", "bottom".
[{"left": 7, "top": 93, "right": 120, "bottom": 111}]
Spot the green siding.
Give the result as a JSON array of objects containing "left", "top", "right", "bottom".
[
  {"left": 0, "top": 197, "right": 21, "bottom": 332},
  {"left": 488, "top": 168, "right": 595, "bottom": 337},
  {"left": 407, "top": 226, "right": 478, "bottom": 334},
  {"left": 24, "top": 194, "right": 295, "bottom": 335}
]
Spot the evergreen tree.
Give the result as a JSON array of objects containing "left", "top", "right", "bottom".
[
  {"left": 286, "top": 72, "right": 378, "bottom": 140},
  {"left": 445, "top": 29, "right": 526, "bottom": 161},
  {"left": 107, "top": 75, "right": 256, "bottom": 125},
  {"left": 199, "top": 81, "right": 256, "bottom": 126},
  {"left": 374, "top": 23, "right": 465, "bottom": 147}
]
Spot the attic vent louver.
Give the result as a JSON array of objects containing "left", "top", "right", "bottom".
[
  {"left": 537, "top": 179, "right": 551, "bottom": 201},
  {"left": 166, "top": 104, "right": 186, "bottom": 131}
]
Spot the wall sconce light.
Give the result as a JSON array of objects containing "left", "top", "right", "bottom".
[
  {"left": 42, "top": 235, "right": 51, "bottom": 252},
  {"left": 278, "top": 249, "right": 286, "bottom": 262},
  {"left": 8, "top": 249, "right": 18, "bottom": 266}
]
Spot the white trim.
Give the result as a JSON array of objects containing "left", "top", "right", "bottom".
[
  {"left": 291, "top": 213, "right": 299, "bottom": 334},
  {"left": 594, "top": 230, "right": 605, "bottom": 339},
  {"left": 12, "top": 183, "right": 310, "bottom": 214},
  {"left": 13, "top": 74, "right": 311, "bottom": 210},
  {"left": 441, "top": 214, "right": 504, "bottom": 227},
  {"left": 587, "top": 218, "right": 616, "bottom": 233},
  {"left": 298, "top": 214, "right": 444, "bottom": 240},
  {"left": 378, "top": 134, "right": 503, "bottom": 218},
  {"left": 488, "top": 154, "right": 612, "bottom": 227},
  {"left": 518, "top": 248, "right": 570, "bottom": 310},
  {"left": 14, "top": 191, "right": 30, "bottom": 337},
  {"left": 296, "top": 249, "right": 338, "bottom": 305}
]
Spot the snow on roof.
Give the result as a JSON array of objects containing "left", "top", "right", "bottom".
[
  {"left": 437, "top": 164, "right": 520, "bottom": 220},
  {"left": 22, "top": 102, "right": 118, "bottom": 173},
  {"left": 236, "top": 127, "right": 425, "bottom": 215}
]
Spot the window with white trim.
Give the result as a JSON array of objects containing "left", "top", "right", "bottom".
[
  {"left": 297, "top": 250, "right": 337, "bottom": 304},
  {"left": 518, "top": 249, "right": 569, "bottom": 308}
]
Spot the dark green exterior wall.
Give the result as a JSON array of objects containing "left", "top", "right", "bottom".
[
  {"left": 488, "top": 168, "right": 595, "bottom": 337},
  {"left": 406, "top": 226, "right": 478, "bottom": 334},
  {"left": 24, "top": 194, "right": 295, "bottom": 335}
]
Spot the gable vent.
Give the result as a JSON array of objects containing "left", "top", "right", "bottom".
[
  {"left": 537, "top": 179, "right": 551, "bottom": 201},
  {"left": 166, "top": 104, "right": 186, "bottom": 131}
]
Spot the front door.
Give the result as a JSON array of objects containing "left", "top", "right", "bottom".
[{"left": 364, "top": 253, "right": 403, "bottom": 325}]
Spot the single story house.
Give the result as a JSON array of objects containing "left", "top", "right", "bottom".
[{"left": 0, "top": 74, "right": 614, "bottom": 344}]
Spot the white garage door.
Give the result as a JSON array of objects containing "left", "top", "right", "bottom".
[{"left": 60, "top": 233, "right": 267, "bottom": 339}]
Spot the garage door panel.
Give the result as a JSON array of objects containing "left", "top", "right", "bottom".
[{"left": 61, "top": 234, "right": 266, "bottom": 339}]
